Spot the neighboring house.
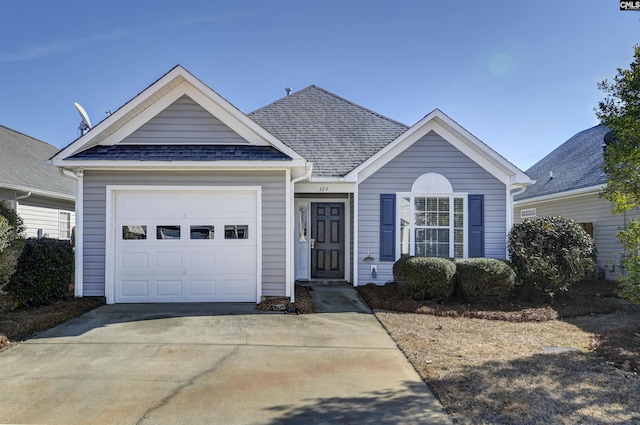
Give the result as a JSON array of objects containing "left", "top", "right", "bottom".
[
  {"left": 50, "top": 65, "right": 531, "bottom": 304},
  {"left": 0, "top": 125, "right": 75, "bottom": 239},
  {"left": 513, "top": 124, "right": 640, "bottom": 281}
]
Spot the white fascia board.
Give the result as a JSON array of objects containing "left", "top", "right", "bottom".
[
  {"left": 50, "top": 160, "right": 307, "bottom": 170},
  {"left": 346, "top": 109, "right": 531, "bottom": 187},
  {"left": 100, "top": 79, "right": 304, "bottom": 162},
  {"left": 309, "top": 176, "right": 348, "bottom": 182},
  {"left": 182, "top": 77, "right": 305, "bottom": 161},
  {"left": 0, "top": 183, "right": 75, "bottom": 201},
  {"left": 294, "top": 182, "right": 356, "bottom": 193},
  {"left": 513, "top": 184, "right": 605, "bottom": 206},
  {"left": 432, "top": 111, "right": 530, "bottom": 185},
  {"left": 53, "top": 66, "right": 305, "bottom": 162},
  {"left": 53, "top": 67, "right": 188, "bottom": 160}
]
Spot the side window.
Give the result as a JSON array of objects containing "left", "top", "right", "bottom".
[
  {"left": 190, "top": 225, "right": 214, "bottom": 240},
  {"left": 156, "top": 225, "right": 181, "bottom": 240},
  {"left": 59, "top": 211, "right": 71, "bottom": 239},
  {"left": 123, "top": 225, "right": 147, "bottom": 240},
  {"left": 225, "top": 225, "right": 249, "bottom": 239}
]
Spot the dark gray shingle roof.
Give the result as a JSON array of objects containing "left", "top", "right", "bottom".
[
  {"left": 248, "top": 85, "right": 409, "bottom": 177},
  {"left": 0, "top": 125, "right": 74, "bottom": 197},
  {"left": 515, "top": 124, "right": 610, "bottom": 201},
  {"left": 68, "top": 145, "right": 291, "bottom": 161}
]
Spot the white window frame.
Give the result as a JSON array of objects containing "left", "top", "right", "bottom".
[
  {"left": 396, "top": 192, "right": 468, "bottom": 259},
  {"left": 59, "top": 211, "right": 71, "bottom": 240}
]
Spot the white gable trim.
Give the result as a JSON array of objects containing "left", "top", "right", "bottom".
[
  {"left": 52, "top": 160, "right": 307, "bottom": 169},
  {"left": 346, "top": 109, "right": 531, "bottom": 187},
  {"left": 52, "top": 66, "right": 304, "bottom": 163},
  {"left": 513, "top": 184, "right": 604, "bottom": 206}
]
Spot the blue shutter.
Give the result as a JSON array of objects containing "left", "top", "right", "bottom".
[
  {"left": 468, "top": 194, "right": 484, "bottom": 257},
  {"left": 380, "top": 194, "right": 396, "bottom": 261}
]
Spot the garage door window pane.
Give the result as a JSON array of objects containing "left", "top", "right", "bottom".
[
  {"left": 191, "top": 225, "right": 214, "bottom": 240},
  {"left": 225, "top": 225, "right": 248, "bottom": 239},
  {"left": 123, "top": 225, "right": 147, "bottom": 240},
  {"left": 157, "top": 225, "right": 181, "bottom": 240}
]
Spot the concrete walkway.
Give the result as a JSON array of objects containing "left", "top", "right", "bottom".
[{"left": 0, "top": 283, "right": 451, "bottom": 424}]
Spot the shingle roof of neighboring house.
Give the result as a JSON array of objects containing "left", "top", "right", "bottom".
[
  {"left": 248, "top": 85, "right": 409, "bottom": 177},
  {"left": 0, "top": 125, "right": 74, "bottom": 197},
  {"left": 515, "top": 124, "right": 610, "bottom": 201},
  {"left": 68, "top": 145, "right": 292, "bottom": 161}
]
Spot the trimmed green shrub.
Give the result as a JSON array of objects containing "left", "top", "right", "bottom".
[
  {"left": 6, "top": 238, "right": 74, "bottom": 307},
  {"left": 508, "top": 216, "right": 596, "bottom": 298},
  {"left": 455, "top": 258, "right": 515, "bottom": 304},
  {"left": 393, "top": 256, "right": 456, "bottom": 301},
  {"left": 0, "top": 201, "right": 25, "bottom": 291}
]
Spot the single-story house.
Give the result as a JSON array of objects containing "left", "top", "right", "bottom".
[
  {"left": 51, "top": 65, "right": 531, "bottom": 304},
  {"left": 513, "top": 124, "right": 640, "bottom": 280},
  {"left": 0, "top": 125, "right": 75, "bottom": 239}
]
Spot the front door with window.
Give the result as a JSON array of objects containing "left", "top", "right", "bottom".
[{"left": 311, "top": 203, "right": 344, "bottom": 279}]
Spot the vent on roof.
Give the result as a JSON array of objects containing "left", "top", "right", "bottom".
[{"left": 285, "top": 87, "right": 292, "bottom": 96}]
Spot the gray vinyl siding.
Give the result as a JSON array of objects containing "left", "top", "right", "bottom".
[
  {"left": 515, "top": 193, "right": 640, "bottom": 281},
  {"left": 82, "top": 170, "right": 287, "bottom": 297},
  {"left": 358, "top": 130, "right": 507, "bottom": 285},
  {"left": 16, "top": 196, "right": 75, "bottom": 239},
  {"left": 120, "top": 95, "right": 249, "bottom": 145}
]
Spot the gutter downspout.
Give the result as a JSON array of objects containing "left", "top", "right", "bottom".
[
  {"left": 60, "top": 168, "right": 83, "bottom": 298},
  {"left": 13, "top": 191, "right": 31, "bottom": 210},
  {"left": 506, "top": 181, "right": 534, "bottom": 258},
  {"left": 288, "top": 164, "right": 313, "bottom": 303}
]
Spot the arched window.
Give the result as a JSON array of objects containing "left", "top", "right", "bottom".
[{"left": 398, "top": 173, "right": 467, "bottom": 258}]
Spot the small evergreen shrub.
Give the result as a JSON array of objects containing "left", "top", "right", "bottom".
[
  {"left": 393, "top": 256, "right": 456, "bottom": 301},
  {"left": 508, "top": 216, "right": 596, "bottom": 298},
  {"left": 0, "top": 201, "right": 25, "bottom": 291},
  {"left": 6, "top": 238, "right": 74, "bottom": 307},
  {"left": 455, "top": 258, "right": 515, "bottom": 304}
]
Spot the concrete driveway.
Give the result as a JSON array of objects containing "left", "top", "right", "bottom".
[{"left": 0, "top": 284, "right": 451, "bottom": 424}]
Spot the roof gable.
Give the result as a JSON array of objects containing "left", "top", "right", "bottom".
[
  {"left": 120, "top": 95, "right": 250, "bottom": 145},
  {"left": 347, "top": 109, "right": 531, "bottom": 186},
  {"left": 249, "top": 85, "right": 408, "bottom": 178},
  {"left": 0, "top": 125, "right": 74, "bottom": 198},
  {"left": 514, "top": 124, "right": 609, "bottom": 201},
  {"left": 52, "top": 66, "right": 304, "bottom": 165}
]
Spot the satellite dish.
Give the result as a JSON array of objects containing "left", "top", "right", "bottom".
[{"left": 74, "top": 102, "right": 92, "bottom": 135}]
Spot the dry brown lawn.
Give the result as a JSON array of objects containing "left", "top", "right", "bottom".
[{"left": 358, "top": 280, "right": 640, "bottom": 424}]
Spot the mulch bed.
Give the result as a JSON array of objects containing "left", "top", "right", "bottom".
[
  {"left": 357, "top": 279, "right": 624, "bottom": 321},
  {"left": 256, "top": 284, "right": 316, "bottom": 314}
]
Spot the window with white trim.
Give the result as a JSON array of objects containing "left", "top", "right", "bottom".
[
  {"left": 59, "top": 212, "right": 71, "bottom": 240},
  {"left": 399, "top": 194, "right": 467, "bottom": 258}
]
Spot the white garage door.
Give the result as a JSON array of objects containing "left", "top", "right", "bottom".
[{"left": 113, "top": 188, "right": 258, "bottom": 303}]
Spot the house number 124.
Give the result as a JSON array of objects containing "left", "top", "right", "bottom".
[{"left": 319, "top": 186, "right": 329, "bottom": 192}]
